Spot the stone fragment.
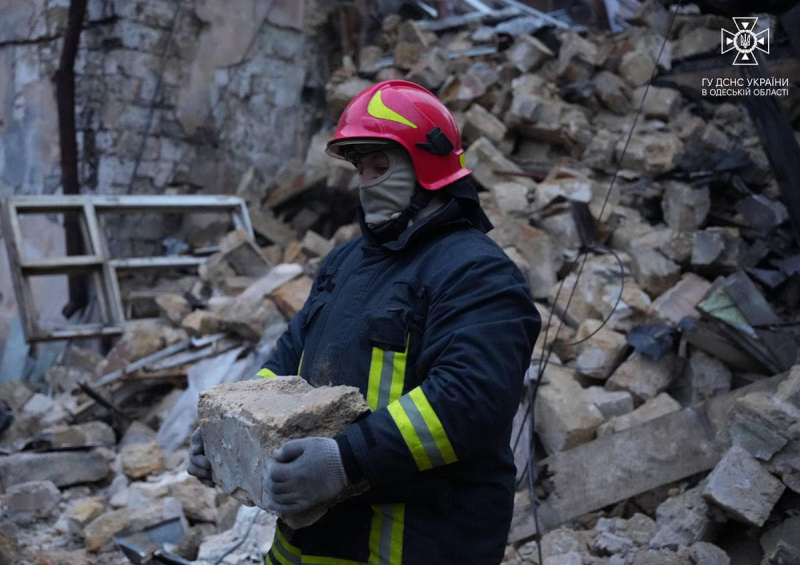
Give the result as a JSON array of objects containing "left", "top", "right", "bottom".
[
  {"left": 540, "top": 526, "right": 590, "bottom": 557},
  {"left": 326, "top": 76, "right": 373, "bottom": 116},
  {"left": 593, "top": 71, "right": 631, "bottom": 115},
  {"left": 180, "top": 310, "right": 223, "bottom": 337},
  {"left": 22, "top": 393, "right": 53, "bottom": 417},
  {"left": 727, "top": 392, "right": 794, "bottom": 461},
  {"left": 618, "top": 50, "right": 655, "bottom": 87},
  {"left": 692, "top": 228, "right": 746, "bottom": 269},
  {"left": 156, "top": 293, "right": 191, "bottom": 325},
  {"left": 736, "top": 195, "right": 789, "bottom": 233},
  {"left": 120, "top": 420, "right": 157, "bottom": 447},
  {"left": 574, "top": 320, "right": 628, "bottom": 380},
  {"left": 677, "top": 350, "right": 732, "bottom": 405},
  {"left": 629, "top": 248, "right": 681, "bottom": 298},
  {"left": 168, "top": 473, "right": 219, "bottom": 523},
  {"left": 0, "top": 531, "right": 21, "bottom": 565},
  {"left": 63, "top": 496, "right": 105, "bottom": 534},
  {"left": 762, "top": 541, "right": 800, "bottom": 565},
  {"left": 534, "top": 176, "right": 593, "bottom": 209},
  {"left": 617, "top": 132, "right": 683, "bottom": 175},
  {"left": 652, "top": 274, "right": 712, "bottom": 325},
  {"left": 507, "top": 34, "right": 554, "bottom": 73},
  {"left": 1, "top": 480, "right": 60, "bottom": 520},
  {"left": 0, "top": 381, "right": 33, "bottom": 411},
  {"left": 463, "top": 104, "right": 507, "bottom": 146},
  {"left": 301, "top": 230, "right": 334, "bottom": 259},
  {"left": 582, "top": 129, "right": 617, "bottom": 170},
  {"left": 84, "top": 497, "right": 185, "bottom": 552},
  {"left": 673, "top": 28, "right": 720, "bottom": 59},
  {"left": 195, "top": 505, "right": 275, "bottom": 563},
  {"left": 597, "top": 392, "right": 681, "bottom": 437},
  {"left": 464, "top": 136, "right": 535, "bottom": 193},
  {"left": 703, "top": 445, "right": 785, "bottom": 527},
  {"left": 585, "top": 387, "right": 634, "bottom": 419},
  {"left": 557, "top": 33, "right": 600, "bottom": 82},
  {"left": 761, "top": 515, "right": 800, "bottom": 557},
  {"left": 217, "top": 264, "right": 302, "bottom": 340},
  {"left": 633, "top": 86, "right": 681, "bottom": 121},
  {"left": 271, "top": 275, "right": 313, "bottom": 319},
  {"left": 492, "top": 181, "right": 529, "bottom": 213},
  {"left": 606, "top": 354, "right": 678, "bottom": 402},
  {"left": 650, "top": 485, "right": 712, "bottom": 549},
  {"left": 595, "top": 532, "right": 635, "bottom": 555},
  {"left": 688, "top": 542, "right": 730, "bottom": 565},
  {"left": 544, "top": 552, "right": 584, "bottom": 565},
  {"left": 661, "top": 182, "right": 710, "bottom": 232},
  {"left": 0, "top": 450, "right": 109, "bottom": 489},
  {"left": 120, "top": 441, "right": 165, "bottom": 480},
  {"left": 406, "top": 48, "right": 448, "bottom": 90},
  {"left": 535, "top": 365, "right": 604, "bottom": 454},
  {"left": 198, "top": 377, "right": 369, "bottom": 527},
  {"left": 37, "top": 421, "right": 116, "bottom": 449}
]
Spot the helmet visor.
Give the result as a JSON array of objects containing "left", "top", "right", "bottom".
[{"left": 325, "top": 139, "right": 396, "bottom": 163}]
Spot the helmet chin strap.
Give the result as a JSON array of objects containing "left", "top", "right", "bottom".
[{"left": 366, "top": 185, "right": 435, "bottom": 244}]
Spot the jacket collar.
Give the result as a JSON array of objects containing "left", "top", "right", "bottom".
[{"left": 358, "top": 177, "right": 494, "bottom": 254}]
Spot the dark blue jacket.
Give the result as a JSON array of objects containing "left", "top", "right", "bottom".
[{"left": 259, "top": 179, "right": 540, "bottom": 565}]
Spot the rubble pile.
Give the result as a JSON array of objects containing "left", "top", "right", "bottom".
[{"left": 1, "top": 1, "right": 799, "bottom": 563}]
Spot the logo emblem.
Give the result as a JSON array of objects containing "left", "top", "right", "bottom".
[
  {"left": 721, "top": 17, "right": 769, "bottom": 66},
  {"left": 367, "top": 90, "right": 418, "bottom": 129}
]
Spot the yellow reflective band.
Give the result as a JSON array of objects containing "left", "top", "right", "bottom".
[
  {"left": 409, "top": 387, "right": 458, "bottom": 465},
  {"left": 367, "top": 90, "right": 418, "bottom": 129},
  {"left": 368, "top": 504, "right": 404, "bottom": 565},
  {"left": 388, "top": 334, "right": 409, "bottom": 405},
  {"left": 275, "top": 526, "right": 301, "bottom": 556},
  {"left": 366, "top": 347, "right": 383, "bottom": 411},
  {"left": 387, "top": 401, "right": 433, "bottom": 471},
  {"left": 257, "top": 368, "right": 278, "bottom": 379},
  {"left": 298, "top": 350, "right": 305, "bottom": 374},
  {"left": 265, "top": 555, "right": 277, "bottom": 565},
  {"left": 459, "top": 153, "right": 466, "bottom": 168},
  {"left": 271, "top": 550, "right": 295, "bottom": 565}
]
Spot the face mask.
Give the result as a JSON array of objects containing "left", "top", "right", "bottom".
[{"left": 358, "top": 148, "right": 417, "bottom": 228}]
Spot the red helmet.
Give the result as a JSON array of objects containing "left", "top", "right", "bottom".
[{"left": 326, "top": 80, "right": 471, "bottom": 190}]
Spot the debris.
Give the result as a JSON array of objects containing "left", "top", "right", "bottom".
[
  {"left": 198, "top": 377, "right": 369, "bottom": 528},
  {"left": 120, "top": 442, "right": 165, "bottom": 480},
  {"left": 606, "top": 353, "right": 679, "bottom": 402},
  {"left": 597, "top": 392, "right": 681, "bottom": 437},
  {"left": 1, "top": 480, "right": 61, "bottom": 520},
  {"left": 702, "top": 445, "right": 785, "bottom": 527},
  {"left": 0, "top": 450, "right": 110, "bottom": 490}
]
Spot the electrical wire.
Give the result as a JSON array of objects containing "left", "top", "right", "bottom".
[{"left": 519, "top": 4, "right": 684, "bottom": 562}]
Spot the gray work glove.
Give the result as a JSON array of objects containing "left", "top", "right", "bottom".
[
  {"left": 187, "top": 427, "right": 215, "bottom": 488},
  {"left": 264, "top": 437, "right": 347, "bottom": 515}
]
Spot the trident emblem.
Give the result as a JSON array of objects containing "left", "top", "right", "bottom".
[{"left": 722, "top": 17, "right": 770, "bottom": 66}]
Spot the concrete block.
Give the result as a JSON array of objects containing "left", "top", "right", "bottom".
[
  {"left": 120, "top": 441, "right": 165, "bottom": 480},
  {"left": 728, "top": 392, "right": 794, "bottom": 460},
  {"left": 198, "top": 377, "right": 369, "bottom": 528},
  {"left": 463, "top": 104, "right": 507, "bottom": 147},
  {"left": 507, "top": 34, "right": 554, "bottom": 73},
  {"left": 1, "top": 480, "right": 60, "bottom": 520},
  {"left": 598, "top": 392, "right": 681, "bottom": 437},
  {"left": 84, "top": 497, "right": 185, "bottom": 552},
  {"left": 586, "top": 387, "right": 634, "bottom": 419},
  {"left": 0, "top": 450, "right": 110, "bottom": 490},
  {"left": 650, "top": 485, "right": 712, "bottom": 549},
  {"left": 629, "top": 248, "right": 681, "bottom": 298},
  {"left": 156, "top": 293, "right": 191, "bottom": 325},
  {"left": 574, "top": 320, "right": 628, "bottom": 381},
  {"left": 652, "top": 274, "right": 712, "bottom": 325},
  {"left": 38, "top": 421, "right": 116, "bottom": 449},
  {"left": 270, "top": 276, "right": 313, "bottom": 319},
  {"left": 703, "top": 446, "right": 785, "bottom": 527},
  {"left": 687, "top": 542, "right": 730, "bottom": 565},
  {"left": 535, "top": 365, "right": 604, "bottom": 454},
  {"left": 606, "top": 353, "right": 678, "bottom": 402}
]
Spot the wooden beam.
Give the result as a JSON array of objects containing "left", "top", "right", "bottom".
[{"left": 515, "top": 372, "right": 790, "bottom": 539}]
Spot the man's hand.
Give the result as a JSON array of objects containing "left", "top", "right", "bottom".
[
  {"left": 264, "top": 437, "right": 347, "bottom": 515},
  {"left": 187, "top": 428, "right": 215, "bottom": 487}
]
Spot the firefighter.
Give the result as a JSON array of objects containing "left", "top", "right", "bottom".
[{"left": 189, "top": 80, "right": 541, "bottom": 565}]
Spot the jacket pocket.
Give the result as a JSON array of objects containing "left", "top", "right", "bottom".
[
  {"left": 365, "top": 307, "right": 410, "bottom": 411},
  {"left": 301, "top": 296, "right": 328, "bottom": 330},
  {"left": 367, "top": 306, "right": 410, "bottom": 353}
]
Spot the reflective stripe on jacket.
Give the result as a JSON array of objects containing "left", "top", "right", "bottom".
[{"left": 258, "top": 181, "right": 540, "bottom": 565}]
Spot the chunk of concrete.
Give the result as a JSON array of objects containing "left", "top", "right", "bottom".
[
  {"left": 156, "top": 293, "right": 191, "bottom": 325},
  {"left": 598, "top": 392, "right": 681, "bottom": 437},
  {"left": 0, "top": 450, "right": 110, "bottom": 489},
  {"left": 535, "top": 365, "right": 604, "bottom": 454},
  {"left": 463, "top": 103, "right": 508, "bottom": 146},
  {"left": 270, "top": 276, "right": 313, "bottom": 319},
  {"left": 676, "top": 350, "right": 733, "bottom": 405},
  {"left": 687, "top": 542, "right": 730, "bottom": 565},
  {"left": 652, "top": 274, "right": 712, "bottom": 325},
  {"left": 703, "top": 445, "right": 785, "bottom": 527},
  {"left": 594, "top": 71, "right": 631, "bottom": 115},
  {"left": 629, "top": 248, "right": 681, "bottom": 298},
  {"left": 650, "top": 485, "right": 713, "bottom": 549},
  {"left": 728, "top": 392, "right": 794, "bottom": 461},
  {"left": 574, "top": 320, "right": 628, "bottom": 381},
  {"left": 662, "top": 182, "right": 710, "bottom": 232},
  {"left": 121, "top": 441, "right": 165, "bottom": 480},
  {"left": 507, "top": 34, "right": 554, "bottom": 73},
  {"left": 585, "top": 387, "right": 634, "bottom": 419},
  {"left": 1, "top": 480, "right": 60, "bottom": 520},
  {"left": 606, "top": 354, "right": 678, "bottom": 402},
  {"left": 84, "top": 497, "right": 185, "bottom": 552},
  {"left": 37, "top": 421, "right": 116, "bottom": 450},
  {"left": 633, "top": 86, "right": 681, "bottom": 121},
  {"left": 198, "top": 377, "right": 369, "bottom": 528},
  {"left": 618, "top": 50, "right": 655, "bottom": 87}
]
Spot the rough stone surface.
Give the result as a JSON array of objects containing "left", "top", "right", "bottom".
[
  {"left": 634, "top": 86, "right": 682, "bottom": 121},
  {"left": 629, "top": 248, "right": 681, "bottom": 298},
  {"left": 63, "top": 496, "right": 106, "bottom": 534},
  {"left": 688, "top": 542, "right": 730, "bottom": 565},
  {"left": 703, "top": 445, "right": 785, "bottom": 527},
  {"left": 271, "top": 276, "right": 314, "bottom": 319},
  {"left": 535, "top": 365, "right": 604, "bottom": 454},
  {"left": 492, "top": 182, "right": 530, "bottom": 213},
  {"left": 83, "top": 497, "right": 185, "bottom": 552},
  {"left": 728, "top": 392, "right": 794, "bottom": 461},
  {"left": 181, "top": 310, "right": 224, "bottom": 337},
  {"left": 650, "top": 485, "right": 712, "bottom": 549},
  {"left": 198, "top": 377, "right": 369, "bottom": 527},
  {"left": 617, "top": 132, "right": 683, "bottom": 175},
  {"left": 662, "top": 183, "right": 710, "bottom": 232},
  {"left": 507, "top": 34, "right": 554, "bottom": 73},
  {"left": 168, "top": 473, "right": 219, "bottom": 523},
  {"left": 463, "top": 103, "right": 508, "bottom": 146},
  {"left": 0, "top": 450, "right": 110, "bottom": 490},
  {"left": 618, "top": 50, "right": 655, "bottom": 87},
  {"left": 37, "top": 421, "right": 116, "bottom": 450},
  {"left": 1, "top": 480, "right": 60, "bottom": 520},
  {"left": 597, "top": 392, "right": 681, "bottom": 437},
  {"left": 585, "top": 387, "right": 634, "bottom": 419},
  {"left": 120, "top": 441, "right": 165, "bottom": 480},
  {"left": 652, "top": 274, "right": 712, "bottom": 325},
  {"left": 594, "top": 71, "right": 631, "bottom": 115},
  {"left": 156, "top": 294, "right": 192, "bottom": 325},
  {"left": 574, "top": 320, "right": 628, "bottom": 380},
  {"left": 677, "top": 350, "right": 732, "bottom": 405},
  {"left": 606, "top": 354, "right": 678, "bottom": 402}
]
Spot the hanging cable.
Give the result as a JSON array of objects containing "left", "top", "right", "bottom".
[{"left": 520, "top": 4, "right": 684, "bottom": 563}]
